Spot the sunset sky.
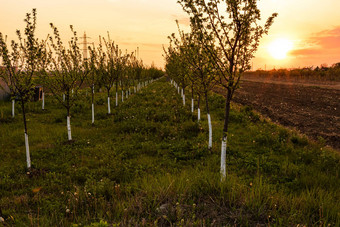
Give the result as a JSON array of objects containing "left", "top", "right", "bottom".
[{"left": 1, "top": 0, "right": 340, "bottom": 70}]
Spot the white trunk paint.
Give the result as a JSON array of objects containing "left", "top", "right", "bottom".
[
  {"left": 25, "top": 132, "right": 31, "bottom": 169},
  {"left": 92, "top": 103, "right": 94, "bottom": 124},
  {"left": 198, "top": 108, "right": 201, "bottom": 121},
  {"left": 177, "top": 87, "right": 180, "bottom": 94},
  {"left": 121, "top": 91, "right": 124, "bottom": 102},
  {"left": 12, "top": 100, "right": 15, "bottom": 118},
  {"left": 116, "top": 92, "right": 118, "bottom": 106},
  {"left": 108, "top": 97, "right": 111, "bottom": 114},
  {"left": 191, "top": 98, "right": 194, "bottom": 113},
  {"left": 182, "top": 94, "right": 185, "bottom": 106},
  {"left": 208, "top": 114, "right": 212, "bottom": 149},
  {"left": 221, "top": 136, "right": 227, "bottom": 180},
  {"left": 42, "top": 92, "right": 45, "bottom": 110},
  {"left": 67, "top": 116, "right": 72, "bottom": 141},
  {"left": 63, "top": 94, "right": 65, "bottom": 102}
]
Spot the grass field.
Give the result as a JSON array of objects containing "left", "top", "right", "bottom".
[{"left": 0, "top": 78, "right": 339, "bottom": 226}]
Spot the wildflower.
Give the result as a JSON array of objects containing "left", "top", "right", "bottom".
[{"left": 66, "top": 208, "right": 70, "bottom": 213}]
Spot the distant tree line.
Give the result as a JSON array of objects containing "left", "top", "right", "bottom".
[{"left": 247, "top": 63, "right": 340, "bottom": 81}]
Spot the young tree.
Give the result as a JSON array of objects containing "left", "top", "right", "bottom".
[
  {"left": 44, "top": 24, "right": 89, "bottom": 141},
  {"left": 0, "top": 9, "right": 45, "bottom": 169},
  {"left": 179, "top": 26, "right": 217, "bottom": 149},
  {"left": 179, "top": 0, "right": 277, "bottom": 179},
  {"left": 87, "top": 45, "right": 100, "bottom": 124}
]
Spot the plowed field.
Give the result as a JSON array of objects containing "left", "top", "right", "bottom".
[{"left": 217, "top": 80, "right": 340, "bottom": 150}]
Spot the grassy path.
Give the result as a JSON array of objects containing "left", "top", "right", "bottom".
[{"left": 0, "top": 78, "right": 339, "bottom": 226}]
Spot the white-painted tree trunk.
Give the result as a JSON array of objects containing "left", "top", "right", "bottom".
[
  {"left": 63, "top": 94, "right": 65, "bottom": 102},
  {"left": 121, "top": 91, "right": 124, "bottom": 102},
  {"left": 108, "top": 97, "right": 111, "bottom": 114},
  {"left": 221, "top": 136, "right": 227, "bottom": 180},
  {"left": 182, "top": 93, "right": 185, "bottom": 106},
  {"left": 177, "top": 87, "right": 180, "bottom": 94},
  {"left": 191, "top": 98, "right": 194, "bottom": 113},
  {"left": 42, "top": 92, "right": 45, "bottom": 110},
  {"left": 12, "top": 100, "right": 15, "bottom": 118},
  {"left": 25, "top": 132, "right": 31, "bottom": 169},
  {"left": 92, "top": 103, "right": 94, "bottom": 124},
  {"left": 198, "top": 108, "right": 201, "bottom": 121},
  {"left": 67, "top": 116, "right": 72, "bottom": 141},
  {"left": 116, "top": 92, "right": 118, "bottom": 107},
  {"left": 207, "top": 114, "right": 212, "bottom": 149}
]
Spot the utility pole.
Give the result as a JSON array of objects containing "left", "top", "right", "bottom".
[{"left": 79, "top": 32, "right": 93, "bottom": 60}]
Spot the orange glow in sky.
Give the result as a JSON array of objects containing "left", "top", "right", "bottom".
[{"left": 1, "top": 0, "right": 340, "bottom": 70}]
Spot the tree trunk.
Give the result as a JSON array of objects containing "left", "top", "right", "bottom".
[
  {"left": 191, "top": 85, "right": 194, "bottom": 113},
  {"left": 197, "top": 94, "right": 201, "bottom": 121},
  {"left": 67, "top": 110, "right": 72, "bottom": 141},
  {"left": 121, "top": 90, "right": 124, "bottom": 102},
  {"left": 21, "top": 100, "right": 31, "bottom": 169},
  {"left": 205, "top": 91, "right": 212, "bottom": 149},
  {"left": 115, "top": 82, "right": 118, "bottom": 107},
  {"left": 221, "top": 89, "right": 233, "bottom": 180},
  {"left": 182, "top": 88, "right": 185, "bottom": 106},
  {"left": 107, "top": 89, "right": 111, "bottom": 114},
  {"left": 42, "top": 92, "right": 45, "bottom": 110},
  {"left": 12, "top": 99, "right": 15, "bottom": 118},
  {"left": 91, "top": 85, "right": 95, "bottom": 124}
]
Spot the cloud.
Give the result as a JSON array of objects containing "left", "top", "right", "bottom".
[
  {"left": 289, "top": 26, "right": 340, "bottom": 57},
  {"left": 289, "top": 48, "right": 322, "bottom": 56}
]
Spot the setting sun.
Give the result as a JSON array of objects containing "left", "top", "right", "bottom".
[{"left": 268, "top": 38, "right": 293, "bottom": 60}]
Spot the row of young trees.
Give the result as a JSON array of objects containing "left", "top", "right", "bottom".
[
  {"left": 0, "top": 9, "right": 163, "bottom": 170},
  {"left": 164, "top": 0, "right": 277, "bottom": 179}
]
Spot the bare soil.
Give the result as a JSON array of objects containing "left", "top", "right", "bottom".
[{"left": 216, "top": 79, "right": 340, "bottom": 150}]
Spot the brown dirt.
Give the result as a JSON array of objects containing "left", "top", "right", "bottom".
[{"left": 216, "top": 79, "right": 340, "bottom": 150}]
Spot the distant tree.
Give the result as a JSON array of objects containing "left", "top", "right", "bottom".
[
  {"left": 0, "top": 9, "right": 45, "bottom": 169},
  {"left": 179, "top": 0, "right": 277, "bottom": 179}
]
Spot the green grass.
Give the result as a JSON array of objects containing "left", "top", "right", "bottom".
[{"left": 0, "top": 78, "right": 339, "bottom": 226}]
